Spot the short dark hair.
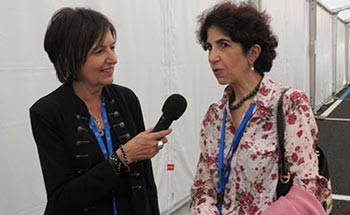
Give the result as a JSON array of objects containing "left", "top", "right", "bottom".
[
  {"left": 197, "top": 2, "right": 278, "bottom": 74},
  {"left": 44, "top": 7, "right": 116, "bottom": 83}
]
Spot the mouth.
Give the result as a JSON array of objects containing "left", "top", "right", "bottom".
[
  {"left": 101, "top": 67, "right": 114, "bottom": 73},
  {"left": 212, "top": 68, "right": 223, "bottom": 76}
]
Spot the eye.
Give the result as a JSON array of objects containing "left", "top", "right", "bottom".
[
  {"left": 93, "top": 47, "right": 104, "bottom": 55},
  {"left": 219, "top": 42, "right": 229, "bottom": 49},
  {"left": 203, "top": 43, "right": 212, "bottom": 51},
  {"left": 110, "top": 45, "right": 116, "bottom": 51}
]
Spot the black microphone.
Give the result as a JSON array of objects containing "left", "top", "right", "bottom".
[{"left": 153, "top": 94, "right": 187, "bottom": 132}]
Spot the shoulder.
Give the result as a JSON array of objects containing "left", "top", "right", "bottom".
[
  {"left": 263, "top": 76, "right": 311, "bottom": 109},
  {"left": 202, "top": 102, "right": 222, "bottom": 128},
  {"left": 283, "top": 88, "right": 312, "bottom": 112},
  {"left": 104, "top": 84, "right": 142, "bottom": 114},
  {"left": 30, "top": 84, "right": 67, "bottom": 114}
]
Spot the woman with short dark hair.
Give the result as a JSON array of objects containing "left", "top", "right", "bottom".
[{"left": 30, "top": 7, "right": 171, "bottom": 215}]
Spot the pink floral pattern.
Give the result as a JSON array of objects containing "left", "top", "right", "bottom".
[{"left": 189, "top": 76, "right": 329, "bottom": 214}]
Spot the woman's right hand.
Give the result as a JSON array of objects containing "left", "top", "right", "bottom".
[{"left": 117, "top": 127, "right": 172, "bottom": 164}]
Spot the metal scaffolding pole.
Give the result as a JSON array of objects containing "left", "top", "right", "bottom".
[
  {"left": 346, "top": 24, "right": 350, "bottom": 84},
  {"left": 310, "top": 0, "right": 317, "bottom": 108},
  {"left": 332, "top": 14, "right": 338, "bottom": 95}
]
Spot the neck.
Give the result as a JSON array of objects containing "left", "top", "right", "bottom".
[
  {"left": 231, "top": 73, "right": 262, "bottom": 100},
  {"left": 73, "top": 82, "right": 103, "bottom": 116},
  {"left": 228, "top": 73, "right": 262, "bottom": 111},
  {"left": 73, "top": 82, "right": 103, "bottom": 103}
]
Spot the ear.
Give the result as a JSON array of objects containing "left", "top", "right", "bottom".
[{"left": 247, "top": 44, "right": 261, "bottom": 65}]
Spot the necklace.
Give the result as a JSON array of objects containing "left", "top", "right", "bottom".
[
  {"left": 229, "top": 79, "right": 261, "bottom": 111},
  {"left": 93, "top": 114, "right": 104, "bottom": 136}
]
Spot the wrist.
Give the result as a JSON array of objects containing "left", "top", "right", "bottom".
[
  {"left": 117, "top": 145, "right": 131, "bottom": 170},
  {"left": 108, "top": 153, "right": 124, "bottom": 175}
]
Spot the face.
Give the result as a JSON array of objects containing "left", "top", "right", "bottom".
[
  {"left": 205, "top": 26, "right": 251, "bottom": 85},
  {"left": 79, "top": 30, "right": 117, "bottom": 88}
]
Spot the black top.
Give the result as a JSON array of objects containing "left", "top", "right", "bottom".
[{"left": 30, "top": 83, "right": 159, "bottom": 215}]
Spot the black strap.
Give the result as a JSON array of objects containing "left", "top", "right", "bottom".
[
  {"left": 276, "top": 89, "right": 294, "bottom": 198},
  {"left": 277, "top": 89, "right": 289, "bottom": 176}
]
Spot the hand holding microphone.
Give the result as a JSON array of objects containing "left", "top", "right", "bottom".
[{"left": 118, "top": 94, "right": 187, "bottom": 163}]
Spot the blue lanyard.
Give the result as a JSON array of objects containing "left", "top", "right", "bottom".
[
  {"left": 90, "top": 96, "right": 113, "bottom": 159},
  {"left": 90, "top": 95, "right": 118, "bottom": 214},
  {"left": 216, "top": 103, "right": 256, "bottom": 214}
]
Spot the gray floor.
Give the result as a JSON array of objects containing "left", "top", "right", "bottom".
[
  {"left": 170, "top": 202, "right": 190, "bottom": 215},
  {"left": 316, "top": 87, "right": 350, "bottom": 214}
]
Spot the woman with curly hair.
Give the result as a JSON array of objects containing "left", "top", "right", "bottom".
[{"left": 190, "top": 2, "right": 329, "bottom": 214}]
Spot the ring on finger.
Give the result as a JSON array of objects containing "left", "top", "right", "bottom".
[{"left": 157, "top": 141, "right": 164, "bottom": 150}]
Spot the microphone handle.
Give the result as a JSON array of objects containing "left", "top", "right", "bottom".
[{"left": 153, "top": 114, "right": 173, "bottom": 132}]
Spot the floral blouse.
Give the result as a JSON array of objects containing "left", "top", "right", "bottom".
[{"left": 189, "top": 76, "right": 329, "bottom": 215}]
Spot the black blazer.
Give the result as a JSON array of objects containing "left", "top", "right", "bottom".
[{"left": 30, "top": 83, "right": 159, "bottom": 215}]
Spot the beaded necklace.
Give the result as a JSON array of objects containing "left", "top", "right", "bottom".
[{"left": 229, "top": 79, "right": 261, "bottom": 111}]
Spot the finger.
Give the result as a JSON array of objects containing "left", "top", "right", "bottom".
[
  {"left": 152, "top": 128, "right": 172, "bottom": 139},
  {"left": 156, "top": 140, "right": 165, "bottom": 150},
  {"left": 143, "top": 127, "right": 155, "bottom": 133},
  {"left": 160, "top": 137, "right": 168, "bottom": 144}
]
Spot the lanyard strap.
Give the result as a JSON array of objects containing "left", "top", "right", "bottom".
[
  {"left": 90, "top": 95, "right": 118, "bottom": 214},
  {"left": 216, "top": 103, "right": 256, "bottom": 214},
  {"left": 90, "top": 96, "right": 113, "bottom": 159}
]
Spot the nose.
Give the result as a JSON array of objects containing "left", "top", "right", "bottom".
[
  {"left": 208, "top": 49, "right": 219, "bottom": 64},
  {"left": 107, "top": 49, "right": 117, "bottom": 65}
]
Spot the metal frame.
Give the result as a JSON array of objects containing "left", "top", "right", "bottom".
[
  {"left": 332, "top": 5, "right": 350, "bottom": 14},
  {"left": 332, "top": 14, "right": 338, "bottom": 95},
  {"left": 310, "top": 0, "right": 317, "bottom": 108},
  {"left": 346, "top": 24, "right": 349, "bottom": 85}
]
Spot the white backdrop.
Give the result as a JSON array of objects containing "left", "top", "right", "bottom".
[
  {"left": 316, "top": 4, "right": 334, "bottom": 106},
  {"left": 0, "top": 1, "right": 349, "bottom": 215},
  {"left": 0, "top": 1, "right": 224, "bottom": 214},
  {"left": 261, "top": 0, "right": 310, "bottom": 94},
  {"left": 336, "top": 19, "right": 347, "bottom": 92}
]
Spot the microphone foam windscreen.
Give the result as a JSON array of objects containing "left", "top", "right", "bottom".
[{"left": 162, "top": 94, "right": 187, "bottom": 120}]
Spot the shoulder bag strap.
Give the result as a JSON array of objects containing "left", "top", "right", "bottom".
[
  {"left": 277, "top": 89, "right": 289, "bottom": 177},
  {"left": 276, "top": 88, "right": 294, "bottom": 198}
]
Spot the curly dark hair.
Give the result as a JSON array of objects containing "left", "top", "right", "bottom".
[
  {"left": 197, "top": 1, "right": 278, "bottom": 74},
  {"left": 44, "top": 7, "right": 116, "bottom": 83}
]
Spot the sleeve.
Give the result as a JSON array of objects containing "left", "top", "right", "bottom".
[
  {"left": 30, "top": 100, "right": 124, "bottom": 215},
  {"left": 189, "top": 108, "right": 220, "bottom": 215},
  {"left": 132, "top": 94, "right": 160, "bottom": 214},
  {"left": 283, "top": 89, "right": 330, "bottom": 201},
  {"left": 117, "top": 86, "right": 160, "bottom": 214}
]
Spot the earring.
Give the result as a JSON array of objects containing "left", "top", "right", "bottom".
[{"left": 249, "top": 62, "right": 255, "bottom": 71}]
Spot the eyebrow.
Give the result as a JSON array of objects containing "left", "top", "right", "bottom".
[
  {"left": 206, "top": 38, "right": 231, "bottom": 46},
  {"left": 92, "top": 41, "right": 116, "bottom": 51},
  {"left": 214, "top": 38, "right": 231, "bottom": 44}
]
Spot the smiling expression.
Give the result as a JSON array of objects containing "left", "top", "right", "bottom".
[{"left": 79, "top": 30, "right": 117, "bottom": 88}]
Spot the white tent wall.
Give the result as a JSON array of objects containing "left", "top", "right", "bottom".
[
  {"left": 315, "top": 3, "right": 350, "bottom": 108},
  {"left": 0, "top": 1, "right": 60, "bottom": 215},
  {"left": 0, "top": 1, "right": 349, "bottom": 215},
  {"left": 261, "top": 0, "right": 310, "bottom": 94},
  {"left": 348, "top": 26, "right": 350, "bottom": 83},
  {"left": 316, "top": 5, "right": 334, "bottom": 107},
  {"left": 0, "top": 0, "right": 226, "bottom": 214},
  {"left": 336, "top": 20, "right": 347, "bottom": 92}
]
